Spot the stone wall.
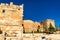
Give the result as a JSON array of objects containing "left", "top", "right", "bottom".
[
  {"left": 43, "top": 19, "right": 55, "bottom": 28},
  {"left": 6, "top": 37, "right": 23, "bottom": 40},
  {"left": 23, "top": 19, "right": 56, "bottom": 33},
  {"left": 0, "top": 2, "right": 23, "bottom": 25},
  {"left": 0, "top": 34, "right": 4, "bottom": 40},
  {"left": 0, "top": 2, "right": 23, "bottom": 40},
  {"left": 0, "top": 25, "right": 23, "bottom": 40},
  {"left": 23, "top": 34, "right": 60, "bottom": 40},
  {"left": 0, "top": 33, "right": 60, "bottom": 40},
  {"left": 23, "top": 20, "right": 34, "bottom": 32}
]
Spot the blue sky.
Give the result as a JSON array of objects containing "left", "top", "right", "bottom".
[{"left": 0, "top": 0, "right": 60, "bottom": 25}]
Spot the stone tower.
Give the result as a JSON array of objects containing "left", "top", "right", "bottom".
[
  {"left": 0, "top": 2, "right": 23, "bottom": 40},
  {"left": 0, "top": 2, "right": 23, "bottom": 25},
  {"left": 43, "top": 19, "right": 55, "bottom": 28}
]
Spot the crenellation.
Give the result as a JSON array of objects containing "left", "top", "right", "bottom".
[
  {"left": 10, "top": 2, "right": 13, "bottom": 6},
  {"left": 1, "top": 3, "right": 5, "bottom": 6}
]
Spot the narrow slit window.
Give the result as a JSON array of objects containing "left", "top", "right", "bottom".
[{"left": 22, "top": 24, "right": 24, "bottom": 26}]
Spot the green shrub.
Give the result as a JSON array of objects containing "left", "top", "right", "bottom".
[{"left": 48, "top": 23, "right": 56, "bottom": 34}]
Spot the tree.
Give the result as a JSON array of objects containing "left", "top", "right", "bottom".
[{"left": 48, "top": 23, "right": 56, "bottom": 34}]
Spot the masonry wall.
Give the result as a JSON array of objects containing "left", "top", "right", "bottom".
[
  {"left": 43, "top": 19, "right": 55, "bottom": 28},
  {"left": 23, "top": 20, "right": 34, "bottom": 33},
  {"left": 0, "top": 2, "right": 23, "bottom": 25},
  {"left": 0, "top": 2, "right": 23, "bottom": 40}
]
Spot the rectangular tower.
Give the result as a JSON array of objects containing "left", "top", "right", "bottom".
[{"left": 0, "top": 2, "right": 23, "bottom": 40}]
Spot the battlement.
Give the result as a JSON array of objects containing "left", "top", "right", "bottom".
[
  {"left": 0, "top": 2, "right": 23, "bottom": 10},
  {"left": 0, "top": 2, "right": 23, "bottom": 25}
]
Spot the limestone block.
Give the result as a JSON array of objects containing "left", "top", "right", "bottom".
[
  {"left": 23, "top": 37, "right": 34, "bottom": 40},
  {"left": 0, "top": 2, "right": 23, "bottom": 25},
  {"left": 24, "top": 20, "right": 34, "bottom": 32},
  {"left": 0, "top": 34, "right": 4, "bottom": 40}
]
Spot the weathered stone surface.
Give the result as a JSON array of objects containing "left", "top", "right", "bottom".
[
  {"left": 0, "top": 2, "right": 23, "bottom": 40},
  {"left": 0, "top": 2, "right": 23, "bottom": 25},
  {"left": 42, "top": 19, "right": 55, "bottom": 28},
  {"left": 0, "top": 34, "right": 4, "bottom": 40},
  {"left": 23, "top": 20, "right": 34, "bottom": 32},
  {"left": 23, "top": 19, "right": 56, "bottom": 33}
]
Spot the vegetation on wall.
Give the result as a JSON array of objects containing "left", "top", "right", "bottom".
[
  {"left": 23, "top": 23, "right": 56, "bottom": 34},
  {"left": 48, "top": 23, "right": 56, "bottom": 34}
]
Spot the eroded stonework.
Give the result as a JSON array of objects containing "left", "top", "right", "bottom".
[
  {"left": 24, "top": 19, "right": 56, "bottom": 33},
  {"left": 0, "top": 2, "right": 23, "bottom": 40}
]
